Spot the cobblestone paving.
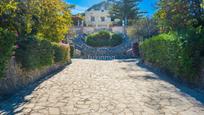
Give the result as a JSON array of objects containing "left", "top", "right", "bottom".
[{"left": 0, "top": 59, "right": 204, "bottom": 115}]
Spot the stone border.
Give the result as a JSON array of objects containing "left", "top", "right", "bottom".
[{"left": 73, "top": 35, "right": 133, "bottom": 59}]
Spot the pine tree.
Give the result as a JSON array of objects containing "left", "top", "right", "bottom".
[{"left": 110, "top": 0, "right": 142, "bottom": 24}]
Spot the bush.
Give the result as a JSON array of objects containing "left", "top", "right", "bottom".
[
  {"left": 97, "top": 30, "right": 111, "bottom": 40},
  {"left": 0, "top": 29, "right": 16, "bottom": 78},
  {"left": 16, "top": 36, "right": 54, "bottom": 69},
  {"left": 52, "top": 43, "right": 70, "bottom": 63},
  {"left": 140, "top": 33, "right": 198, "bottom": 82},
  {"left": 85, "top": 31, "right": 123, "bottom": 47},
  {"left": 39, "top": 40, "right": 53, "bottom": 66},
  {"left": 111, "top": 33, "right": 123, "bottom": 46},
  {"left": 70, "top": 45, "right": 74, "bottom": 58}
]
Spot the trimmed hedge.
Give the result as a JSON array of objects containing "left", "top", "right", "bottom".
[
  {"left": 0, "top": 29, "right": 16, "bottom": 78},
  {"left": 140, "top": 33, "right": 198, "bottom": 82},
  {"left": 16, "top": 36, "right": 54, "bottom": 69},
  {"left": 52, "top": 43, "right": 70, "bottom": 63},
  {"left": 95, "top": 30, "right": 110, "bottom": 40},
  {"left": 111, "top": 33, "right": 123, "bottom": 46},
  {"left": 85, "top": 31, "right": 123, "bottom": 47},
  {"left": 16, "top": 36, "right": 70, "bottom": 70}
]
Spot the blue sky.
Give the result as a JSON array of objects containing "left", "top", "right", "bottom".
[{"left": 66, "top": 0, "right": 158, "bottom": 17}]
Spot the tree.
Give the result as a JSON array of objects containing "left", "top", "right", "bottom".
[
  {"left": 154, "top": 0, "right": 204, "bottom": 75},
  {"left": 0, "top": 0, "right": 72, "bottom": 42},
  {"left": 32, "top": 0, "right": 72, "bottom": 42},
  {"left": 0, "top": 0, "right": 17, "bottom": 31},
  {"left": 188, "top": 0, "right": 204, "bottom": 28},
  {"left": 128, "top": 17, "right": 159, "bottom": 41},
  {"left": 155, "top": 0, "right": 204, "bottom": 31},
  {"left": 110, "top": 0, "right": 142, "bottom": 25}
]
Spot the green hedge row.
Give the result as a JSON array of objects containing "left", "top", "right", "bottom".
[
  {"left": 16, "top": 36, "right": 70, "bottom": 70},
  {"left": 140, "top": 33, "right": 198, "bottom": 82},
  {"left": 0, "top": 29, "right": 16, "bottom": 78},
  {"left": 52, "top": 43, "right": 70, "bottom": 63},
  {"left": 85, "top": 30, "right": 123, "bottom": 47}
]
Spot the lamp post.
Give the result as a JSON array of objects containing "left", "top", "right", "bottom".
[{"left": 122, "top": 18, "right": 127, "bottom": 35}]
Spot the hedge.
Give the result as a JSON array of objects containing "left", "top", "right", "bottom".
[
  {"left": 15, "top": 36, "right": 54, "bottom": 69},
  {"left": 85, "top": 30, "right": 123, "bottom": 47},
  {"left": 15, "top": 36, "right": 70, "bottom": 70},
  {"left": 0, "top": 29, "right": 16, "bottom": 78},
  {"left": 140, "top": 33, "right": 198, "bottom": 82},
  {"left": 52, "top": 43, "right": 70, "bottom": 63},
  {"left": 111, "top": 33, "right": 123, "bottom": 46}
]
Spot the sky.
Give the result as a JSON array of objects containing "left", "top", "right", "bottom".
[{"left": 66, "top": 0, "right": 158, "bottom": 17}]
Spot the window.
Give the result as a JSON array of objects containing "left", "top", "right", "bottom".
[
  {"left": 91, "top": 16, "right": 95, "bottom": 22},
  {"left": 101, "top": 17, "right": 105, "bottom": 22}
]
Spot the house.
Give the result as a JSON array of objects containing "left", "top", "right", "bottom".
[
  {"left": 85, "top": 0, "right": 114, "bottom": 28},
  {"left": 72, "top": 0, "right": 124, "bottom": 34}
]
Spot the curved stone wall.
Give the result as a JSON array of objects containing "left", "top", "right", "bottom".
[{"left": 73, "top": 35, "right": 133, "bottom": 59}]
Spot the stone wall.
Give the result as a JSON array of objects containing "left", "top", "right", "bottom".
[
  {"left": 72, "top": 26, "right": 125, "bottom": 34},
  {"left": 0, "top": 57, "right": 70, "bottom": 96},
  {"left": 73, "top": 35, "right": 134, "bottom": 59}
]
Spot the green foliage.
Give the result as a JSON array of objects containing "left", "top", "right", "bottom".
[
  {"left": 155, "top": 0, "right": 204, "bottom": 32},
  {"left": 0, "top": 0, "right": 17, "bottom": 31},
  {"left": 0, "top": 0, "right": 72, "bottom": 42},
  {"left": 70, "top": 45, "right": 74, "bottom": 58},
  {"left": 15, "top": 36, "right": 53, "bottom": 70},
  {"left": 0, "top": 28, "right": 16, "bottom": 78},
  {"left": 52, "top": 43, "right": 70, "bottom": 63},
  {"left": 97, "top": 30, "right": 111, "bottom": 40},
  {"left": 111, "top": 33, "right": 123, "bottom": 46},
  {"left": 110, "top": 0, "right": 142, "bottom": 22},
  {"left": 85, "top": 31, "right": 123, "bottom": 47},
  {"left": 39, "top": 40, "right": 54, "bottom": 66},
  {"left": 140, "top": 33, "right": 199, "bottom": 82},
  {"left": 33, "top": 0, "right": 72, "bottom": 42},
  {"left": 0, "top": 0, "right": 72, "bottom": 76},
  {"left": 149, "top": 0, "right": 204, "bottom": 84}
]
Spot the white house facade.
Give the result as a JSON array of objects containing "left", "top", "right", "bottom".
[
  {"left": 85, "top": 1, "right": 114, "bottom": 28},
  {"left": 85, "top": 9, "right": 112, "bottom": 27},
  {"left": 72, "top": 0, "right": 125, "bottom": 34}
]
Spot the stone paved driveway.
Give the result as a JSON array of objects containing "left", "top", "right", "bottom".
[{"left": 0, "top": 59, "right": 204, "bottom": 115}]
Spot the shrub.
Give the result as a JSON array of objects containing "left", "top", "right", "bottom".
[
  {"left": 70, "top": 45, "right": 74, "bottom": 58},
  {"left": 52, "top": 43, "right": 70, "bottom": 63},
  {"left": 111, "top": 33, "right": 123, "bottom": 46},
  {"left": 97, "top": 30, "right": 110, "bottom": 40},
  {"left": 16, "top": 36, "right": 54, "bottom": 69},
  {"left": 0, "top": 29, "right": 16, "bottom": 78},
  {"left": 39, "top": 40, "right": 53, "bottom": 66},
  {"left": 85, "top": 31, "right": 123, "bottom": 47},
  {"left": 140, "top": 33, "right": 198, "bottom": 82}
]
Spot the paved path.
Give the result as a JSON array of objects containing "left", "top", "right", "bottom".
[{"left": 0, "top": 59, "right": 204, "bottom": 115}]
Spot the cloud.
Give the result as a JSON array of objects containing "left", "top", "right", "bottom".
[{"left": 71, "top": 5, "right": 88, "bottom": 14}]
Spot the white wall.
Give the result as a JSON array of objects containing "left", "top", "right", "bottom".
[
  {"left": 85, "top": 10, "right": 112, "bottom": 27},
  {"left": 72, "top": 26, "right": 125, "bottom": 34}
]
